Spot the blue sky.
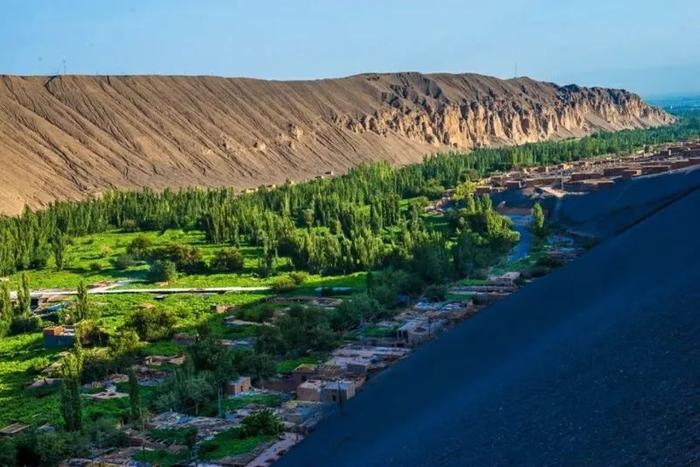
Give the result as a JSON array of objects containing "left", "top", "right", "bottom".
[{"left": 1, "top": 0, "right": 698, "bottom": 97}]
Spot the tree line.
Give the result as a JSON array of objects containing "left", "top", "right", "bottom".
[{"left": 0, "top": 111, "right": 697, "bottom": 278}]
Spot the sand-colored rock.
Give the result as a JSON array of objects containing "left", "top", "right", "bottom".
[{"left": 0, "top": 72, "right": 672, "bottom": 215}]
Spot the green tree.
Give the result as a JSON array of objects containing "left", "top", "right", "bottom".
[
  {"left": 277, "top": 305, "right": 336, "bottom": 356},
  {"left": 51, "top": 232, "right": 68, "bottom": 270},
  {"left": 148, "top": 260, "right": 177, "bottom": 283},
  {"left": 424, "top": 284, "right": 447, "bottom": 302},
  {"left": 302, "top": 208, "right": 315, "bottom": 228},
  {"left": 210, "top": 247, "right": 244, "bottom": 273},
  {"left": 331, "top": 293, "right": 384, "bottom": 332},
  {"left": 108, "top": 329, "right": 142, "bottom": 369},
  {"left": 17, "top": 272, "right": 31, "bottom": 316},
  {"left": 188, "top": 336, "right": 235, "bottom": 386},
  {"left": 255, "top": 326, "right": 286, "bottom": 356},
  {"left": 74, "top": 281, "right": 91, "bottom": 322},
  {"left": 126, "top": 235, "right": 153, "bottom": 259},
  {"left": 111, "top": 254, "right": 136, "bottom": 270},
  {"left": 123, "top": 307, "right": 176, "bottom": 341},
  {"left": 237, "top": 352, "right": 276, "bottom": 383},
  {"left": 240, "top": 409, "right": 283, "bottom": 437},
  {"left": 531, "top": 202, "right": 547, "bottom": 239},
  {"left": 151, "top": 366, "right": 215, "bottom": 416},
  {"left": 128, "top": 368, "right": 142, "bottom": 424},
  {"left": 0, "top": 281, "right": 11, "bottom": 325},
  {"left": 59, "top": 345, "right": 83, "bottom": 432}
]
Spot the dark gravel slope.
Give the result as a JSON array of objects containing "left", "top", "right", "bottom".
[{"left": 277, "top": 180, "right": 700, "bottom": 466}]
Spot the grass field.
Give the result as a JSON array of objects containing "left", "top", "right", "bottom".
[
  {"left": 0, "top": 226, "right": 366, "bottom": 427},
  {"left": 0, "top": 332, "right": 62, "bottom": 426},
  {"left": 199, "top": 428, "right": 274, "bottom": 460},
  {"left": 5, "top": 228, "right": 364, "bottom": 292}
]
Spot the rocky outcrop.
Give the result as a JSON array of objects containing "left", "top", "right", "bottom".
[
  {"left": 337, "top": 75, "right": 671, "bottom": 147},
  {"left": 0, "top": 72, "right": 672, "bottom": 214}
]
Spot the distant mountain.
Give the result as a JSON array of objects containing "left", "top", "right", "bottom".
[
  {"left": 647, "top": 95, "right": 700, "bottom": 110},
  {"left": 0, "top": 72, "right": 673, "bottom": 215}
]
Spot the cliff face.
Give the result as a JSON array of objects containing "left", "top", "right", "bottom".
[{"left": 0, "top": 72, "right": 672, "bottom": 215}]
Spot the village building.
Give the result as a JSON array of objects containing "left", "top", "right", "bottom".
[
  {"left": 42, "top": 325, "right": 76, "bottom": 349},
  {"left": 563, "top": 179, "right": 615, "bottom": 192},
  {"left": 489, "top": 271, "right": 521, "bottom": 285},
  {"left": 320, "top": 380, "right": 356, "bottom": 404},
  {"left": 296, "top": 379, "right": 323, "bottom": 402},
  {"left": 604, "top": 166, "right": 640, "bottom": 177},
  {"left": 639, "top": 164, "right": 671, "bottom": 175},
  {"left": 226, "top": 376, "right": 252, "bottom": 395},
  {"left": 145, "top": 354, "right": 186, "bottom": 366},
  {"left": 397, "top": 319, "right": 445, "bottom": 346},
  {"left": 0, "top": 423, "right": 30, "bottom": 437},
  {"left": 291, "top": 363, "right": 318, "bottom": 385},
  {"left": 569, "top": 172, "right": 602, "bottom": 181},
  {"left": 280, "top": 401, "right": 326, "bottom": 432}
]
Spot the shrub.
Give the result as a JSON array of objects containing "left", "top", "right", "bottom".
[
  {"left": 8, "top": 430, "right": 90, "bottom": 467},
  {"left": 28, "top": 357, "right": 51, "bottom": 375},
  {"left": 149, "top": 244, "right": 207, "bottom": 274},
  {"left": 210, "top": 248, "right": 245, "bottom": 273},
  {"left": 424, "top": 284, "right": 447, "bottom": 302},
  {"left": 29, "top": 255, "right": 49, "bottom": 269},
  {"left": 151, "top": 368, "right": 216, "bottom": 416},
  {"left": 289, "top": 271, "right": 308, "bottom": 285},
  {"left": 126, "top": 235, "right": 153, "bottom": 259},
  {"left": 80, "top": 348, "right": 115, "bottom": 384},
  {"left": 536, "top": 255, "right": 565, "bottom": 268},
  {"left": 240, "top": 409, "right": 283, "bottom": 437},
  {"left": 121, "top": 219, "right": 139, "bottom": 232},
  {"left": 419, "top": 179, "right": 446, "bottom": 200},
  {"left": 86, "top": 417, "right": 130, "bottom": 449},
  {"left": 148, "top": 260, "right": 177, "bottom": 283},
  {"left": 10, "top": 315, "right": 42, "bottom": 335},
  {"left": 277, "top": 305, "right": 337, "bottom": 356},
  {"left": 111, "top": 254, "right": 136, "bottom": 270},
  {"left": 88, "top": 261, "right": 103, "bottom": 272},
  {"left": 330, "top": 293, "right": 384, "bottom": 331},
  {"left": 271, "top": 276, "right": 296, "bottom": 293},
  {"left": 258, "top": 304, "right": 275, "bottom": 322},
  {"left": 123, "top": 308, "right": 176, "bottom": 341},
  {"left": 77, "top": 320, "right": 109, "bottom": 347}
]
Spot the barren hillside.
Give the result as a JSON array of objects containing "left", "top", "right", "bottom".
[{"left": 0, "top": 72, "right": 672, "bottom": 215}]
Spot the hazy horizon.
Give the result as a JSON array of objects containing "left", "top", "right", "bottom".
[{"left": 2, "top": 0, "right": 699, "bottom": 98}]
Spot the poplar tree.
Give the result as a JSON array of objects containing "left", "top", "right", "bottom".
[
  {"left": 0, "top": 281, "right": 11, "bottom": 322},
  {"left": 60, "top": 337, "right": 83, "bottom": 432},
  {"left": 52, "top": 231, "right": 68, "bottom": 270},
  {"left": 0, "top": 281, "right": 11, "bottom": 335},
  {"left": 128, "top": 368, "right": 142, "bottom": 424},
  {"left": 17, "top": 272, "right": 31, "bottom": 316},
  {"left": 532, "top": 202, "right": 547, "bottom": 239},
  {"left": 74, "top": 281, "right": 91, "bottom": 322}
]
